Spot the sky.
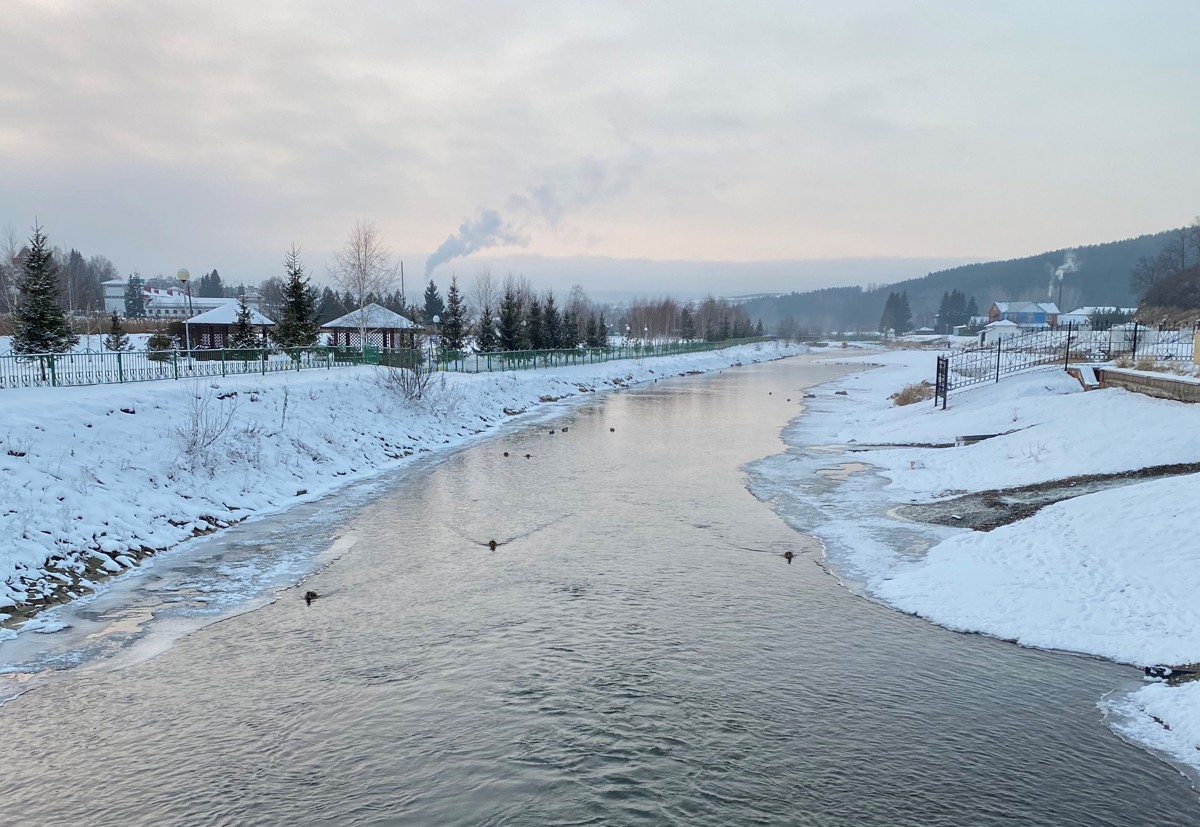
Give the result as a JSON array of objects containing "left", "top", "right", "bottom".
[{"left": 2, "top": 0, "right": 1198, "bottom": 296}]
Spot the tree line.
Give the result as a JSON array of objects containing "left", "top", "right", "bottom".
[{"left": 5, "top": 220, "right": 768, "bottom": 356}]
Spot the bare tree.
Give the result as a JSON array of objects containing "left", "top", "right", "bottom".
[
  {"left": 327, "top": 220, "right": 400, "bottom": 350},
  {"left": 1130, "top": 252, "right": 1175, "bottom": 299},
  {"left": 0, "top": 224, "right": 19, "bottom": 314},
  {"left": 468, "top": 266, "right": 498, "bottom": 318}
]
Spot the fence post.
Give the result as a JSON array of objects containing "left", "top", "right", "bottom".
[
  {"left": 173, "top": 350, "right": 179, "bottom": 380},
  {"left": 1131, "top": 323, "right": 1139, "bottom": 359},
  {"left": 261, "top": 349, "right": 267, "bottom": 375},
  {"left": 117, "top": 351, "right": 124, "bottom": 383},
  {"left": 994, "top": 338, "right": 1002, "bottom": 383},
  {"left": 1064, "top": 322, "right": 1073, "bottom": 369},
  {"left": 48, "top": 355, "right": 57, "bottom": 387}
]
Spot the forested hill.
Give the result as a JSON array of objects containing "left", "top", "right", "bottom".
[{"left": 741, "top": 229, "right": 1175, "bottom": 333}]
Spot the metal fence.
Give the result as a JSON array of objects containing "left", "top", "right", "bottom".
[
  {"left": 933, "top": 323, "right": 1198, "bottom": 407},
  {"left": 0, "top": 336, "right": 776, "bottom": 390},
  {"left": 429, "top": 337, "right": 773, "bottom": 373}
]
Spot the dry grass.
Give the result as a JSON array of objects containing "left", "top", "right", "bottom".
[{"left": 889, "top": 380, "right": 935, "bottom": 406}]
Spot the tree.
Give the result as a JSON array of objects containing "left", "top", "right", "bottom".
[
  {"left": 595, "top": 311, "right": 609, "bottom": 347},
  {"left": 103, "top": 312, "right": 132, "bottom": 351},
  {"left": 199, "top": 269, "right": 224, "bottom": 298},
  {"left": 124, "top": 273, "right": 146, "bottom": 318},
  {"left": 755, "top": 319, "right": 766, "bottom": 336},
  {"left": 146, "top": 329, "right": 176, "bottom": 362},
  {"left": 680, "top": 305, "right": 696, "bottom": 340},
  {"left": 526, "top": 295, "right": 544, "bottom": 349},
  {"left": 476, "top": 301, "right": 499, "bottom": 352},
  {"left": 440, "top": 274, "right": 467, "bottom": 354},
  {"left": 543, "top": 291, "right": 562, "bottom": 349},
  {"left": 327, "top": 220, "right": 399, "bottom": 350},
  {"left": 422, "top": 278, "right": 446, "bottom": 324},
  {"left": 880, "top": 292, "right": 912, "bottom": 334},
  {"left": 1130, "top": 251, "right": 1176, "bottom": 299},
  {"left": 12, "top": 223, "right": 79, "bottom": 355},
  {"left": 273, "top": 245, "right": 320, "bottom": 348},
  {"left": 498, "top": 285, "right": 523, "bottom": 351},
  {"left": 228, "top": 296, "right": 261, "bottom": 350},
  {"left": 561, "top": 309, "right": 580, "bottom": 349}
]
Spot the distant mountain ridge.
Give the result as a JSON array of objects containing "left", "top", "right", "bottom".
[{"left": 740, "top": 229, "right": 1177, "bottom": 333}]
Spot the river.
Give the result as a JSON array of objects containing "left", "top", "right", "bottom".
[{"left": 0, "top": 358, "right": 1195, "bottom": 825}]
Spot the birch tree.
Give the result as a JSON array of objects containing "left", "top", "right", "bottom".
[{"left": 327, "top": 220, "right": 399, "bottom": 350}]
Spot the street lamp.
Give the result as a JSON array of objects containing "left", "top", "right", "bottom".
[
  {"left": 177, "top": 268, "right": 195, "bottom": 354},
  {"left": 429, "top": 313, "right": 440, "bottom": 367}
]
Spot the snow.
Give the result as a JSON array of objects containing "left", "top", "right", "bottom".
[
  {"left": 782, "top": 348, "right": 1200, "bottom": 776},
  {"left": 185, "top": 304, "right": 275, "bottom": 326},
  {"left": 0, "top": 340, "right": 804, "bottom": 616}
]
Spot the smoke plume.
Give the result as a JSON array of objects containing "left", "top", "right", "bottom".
[
  {"left": 424, "top": 149, "right": 648, "bottom": 278},
  {"left": 1048, "top": 251, "right": 1080, "bottom": 301}
]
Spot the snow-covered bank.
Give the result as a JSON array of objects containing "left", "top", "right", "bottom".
[
  {"left": 0, "top": 342, "right": 805, "bottom": 626},
  {"left": 771, "top": 348, "right": 1200, "bottom": 776}
]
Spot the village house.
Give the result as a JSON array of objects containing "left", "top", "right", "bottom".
[{"left": 986, "top": 300, "right": 1060, "bottom": 329}]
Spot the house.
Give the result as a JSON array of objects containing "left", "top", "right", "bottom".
[
  {"left": 102, "top": 279, "right": 260, "bottom": 319},
  {"left": 987, "top": 301, "right": 1060, "bottom": 329},
  {"left": 979, "top": 319, "right": 1021, "bottom": 345}
]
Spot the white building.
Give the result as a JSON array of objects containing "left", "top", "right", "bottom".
[
  {"left": 102, "top": 279, "right": 259, "bottom": 319},
  {"left": 979, "top": 319, "right": 1022, "bottom": 345},
  {"left": 1057, "top": 306, "right": 1138, "bottom": 328}
]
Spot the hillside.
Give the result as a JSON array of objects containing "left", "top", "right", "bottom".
[{"left": 743, "top": 229, "right": 1176, "bottom": 333}]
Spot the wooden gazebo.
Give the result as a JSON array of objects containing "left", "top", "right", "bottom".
[
  {"left": 321, "top": 304, "right": 421, "bottom": 350},
  {"left": 185, "top": 303, "right": 275, "bottom": 349}
]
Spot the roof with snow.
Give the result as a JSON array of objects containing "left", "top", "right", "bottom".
[
  {"left": 1062, "top": 306, "right": 1138, "bottom": 318},
  {"left": 983, "top": 320, "right": 1020, "bottom": 328},
  {"left": 186, "top": 303, "right": 275, "bottom": 326},
  {"left": 320, "top": 303, "right": 421, "bottom": 330},
  {"left": 992, "top": 301, "right": 1060, "bottom": 315}
]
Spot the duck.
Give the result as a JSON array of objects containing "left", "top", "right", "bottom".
[
  {"left": 783, "top": 551, "right": 794, "bottom": 564},
  {"left": 304, "top": 590, "right": 319, "bottom": 605}
]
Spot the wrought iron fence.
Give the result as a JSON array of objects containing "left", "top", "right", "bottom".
[
  {"left": 933, "top": 323, "right": 1198, "bottom": 407},
  {"left": 0, "top": 336, "right": 777, "bottom": 390},
  {"left": 428, "top": 337, "right": 773, "bottom": 373}
]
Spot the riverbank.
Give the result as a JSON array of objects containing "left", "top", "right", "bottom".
[
  {"left": 766, "top": 348, "right": 1200, "bottom": 777},
  {"left": 0, "top": 341, "right": 806, "bottom": 629}
]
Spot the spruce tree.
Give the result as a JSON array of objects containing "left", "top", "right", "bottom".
[
  {"left": 123, "top": 273, "right": 146, "bottom": 318},
  {"left": 423, "top": 278, "right": 446, "bottom": 324},
  {"left": 103, "top": 312, "right": 132, "bottom": 351},
  {"left": 596, "top": 311, "right": 609, "bottom": 347},
  {"left": 526, "top": 295, "right": 544, "bottom": 349},
  {"left": 542, "top": 291, "right": 561, "bottom": 349},
  {"left": 498, "top": 286, "right": 522, "bottom": 351},
  {"left": 146, "top": 329, "right": 176, "bottom": 362},
  {"left": 680, "top": 306, "right": 696, "bottom": 340},
  {"left": 584, "top": 314, "right": 599, "bottom": 348},
  {"left": 440, "top": 274, "right": 467, "bottom": 354},
  {"left": 476, "top": 302, "right": 499, "bottom": 352},
  {"left": 228, "top": 296, "right": 261, "bottom": 350},
  {"left": 561, "top": 309, "right": 579, "bottom": 349},
  {"left": 12, "top": 223, "right": 79, "bottom": 355},
  {"left": 274, "top": 245, "right": 320, "bottom": 348}
]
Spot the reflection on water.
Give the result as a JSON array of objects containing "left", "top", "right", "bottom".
[{"left": 0, "top": 359, "right": 1196, "bottom": 826}]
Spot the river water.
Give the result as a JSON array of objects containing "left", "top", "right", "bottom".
[{"left": 0, "top": 359, "right": 1196, "bottom": 826}]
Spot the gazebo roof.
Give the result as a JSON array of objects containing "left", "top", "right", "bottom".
[
  {"left": 321, "top": 303, "right": 421, "bottom": 330},
  {"left": 186, "top": 303, "right": 275, "bottom": 326}
]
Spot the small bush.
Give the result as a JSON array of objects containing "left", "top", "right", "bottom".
[{"left": 890, "top": 380, "right": 934, "bottom": 406}]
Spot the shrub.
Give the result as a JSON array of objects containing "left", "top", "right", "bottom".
[{"left": 889, "top": 380, "right": 935, "bottom": 406}]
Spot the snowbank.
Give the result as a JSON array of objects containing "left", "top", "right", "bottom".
[
  {"left": 0, "top": 341, "right": 804, "bottom": 623},
  {"left": 785, "top": 348, "right": 1200, "bottom": 774}
]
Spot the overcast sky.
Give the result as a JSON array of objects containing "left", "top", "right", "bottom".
[{"left": 2, "top": 0, "right": 1198, "bottom": 294}]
